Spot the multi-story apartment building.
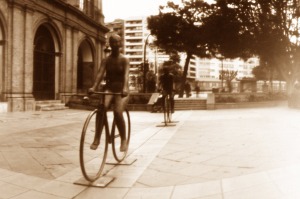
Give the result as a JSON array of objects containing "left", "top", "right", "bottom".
[
  {"left": 123, "top": 16, "right": 147, "bottom": 75},
  {"left": 194, "top": 57, "right": 259, "bottom": 91},
  {"left": 0, "top": 0, "right": 108, "bottom": 112},
  {"left": 196, "top": 57, "right": 258, "bottom": 79}
]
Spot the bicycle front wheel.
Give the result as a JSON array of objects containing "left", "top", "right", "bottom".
[
  {"left": 79, "top": 109, "right": 108, "bottom": 182},
  {"left": 111, "top": 109, "right": 131, "bottom": 162}
]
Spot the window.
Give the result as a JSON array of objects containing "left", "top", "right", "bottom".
[
  {"left": 79, "top": 0, "right": 84, "bottom": 10},
  {"left": 78, "top": 0, "right": 94, "bottom": 18}
]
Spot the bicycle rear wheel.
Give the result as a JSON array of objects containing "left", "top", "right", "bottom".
[
  {"left": 111, "top": 109, "right": 131, "bottom": 162},
  {"left": 79, "top": 108, "right": 108, "bottom": 182}
]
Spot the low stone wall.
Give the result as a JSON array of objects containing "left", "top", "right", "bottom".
[
  {"left": 67, "top": 92, "right": 289, "bottom": 112},
  {"left": 67, "top": 93, "right": 153, "bottom": 111}
]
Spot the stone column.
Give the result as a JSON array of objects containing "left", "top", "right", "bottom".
[
  {"left": 0, "top": 40, "right": 4, "bottom": 101},
  {"left": 59, "top": 24, "right": 76, "bottom": 104},
  {"left": 71, "top": 28, "right": 78, "bottom": 94},
  {"left": 7, "top": 4, "right": 35, "bottom": 111},
  {"left": 65, "top": 25, "right": 73, "bottom": 93},
  {"left": 23, "top": 6, "right": 35, "bottom": 111}
]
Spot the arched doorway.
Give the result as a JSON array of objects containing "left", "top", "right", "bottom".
[
  {"left": 33, "top": 25, "right": 55, "bottom": 100},
  {"left": 77, "top": 40, "right": 94, "bottom": 93}
]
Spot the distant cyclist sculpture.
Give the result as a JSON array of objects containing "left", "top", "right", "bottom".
[
  {"left": 157, "top": 65, "right": 176, "bottom": 127},
  {"left": 76, "top": 34, "right": 133, "bottom": 187}
]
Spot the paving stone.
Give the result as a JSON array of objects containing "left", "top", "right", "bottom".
[
  {"left": 11, "top": 190, "right": 67, "bottom": 199},
  {"left": 0, "top": 107, "right": 299, "bottom": 198},
  {"left": 0, "top": 181, "right": 28, "bottom": 198}
]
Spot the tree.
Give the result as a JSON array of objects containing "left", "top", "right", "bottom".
[
  {"left": 147, "top": 0, "right": 215, "bottom": 97},
  {"left": 146, "top": 70, "right": 157, "bottom": 92},
  {"left": 252, "top": 61, "right": 285, "bottom": 92},
  {"left": 136, "top": 71, "right": 143, "bottom": 92},
  {"left": 252, "top": 65, "right": 268, "bottom": 82},
  {"left": 212, "top": 0, "right": 300, "bottom": 95},
  {"left": 219, "top": 70, "right": 238, "bottom": 92},
  {"left": 168, "top": 52, "right": 183, "bottom": 92},
  {"left": 202, "top": 1, "right": 254, "bottom": 60}
]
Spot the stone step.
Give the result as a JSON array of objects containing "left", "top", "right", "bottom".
[
  {"left": 175, "top": 106, "right": 206, "bottom": 110},
  {"left": 35, "top": 100, "right": 68, "bottom": 111},
  {"left": 175, "top": 101, "right": 206, "bottom": 105},
  {"left": 35, "top": 100, "right": 62, "bottom": 104},
  {"left": 175, "top": 103, "right": 206, "bottom": 107},
  {"left": 174, "top": 99, "right": 207, "bottom": 110}
]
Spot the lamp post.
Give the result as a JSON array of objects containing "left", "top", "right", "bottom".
[
  {"left": 154, "top": 47, "right": 158, "bottom": 89},
  {"left": 143, "top": 34, "right": 151, "bottom": 93},
  {"left": 149, "top": 42, "right": 158, "bottom": 91},
  {"left": 221, "top": 57, "right": 224, "bottom": 91},
  {"left": 217, "top": 55, "right": 224, "bottom": 92}
]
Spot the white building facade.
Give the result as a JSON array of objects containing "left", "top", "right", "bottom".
[{"left": 180, "top": 54, "right": 260, "bottom": 91}]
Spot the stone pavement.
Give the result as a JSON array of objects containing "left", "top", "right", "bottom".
[{"left": 0, "top": 105, "right": 300, "bottom": 198}]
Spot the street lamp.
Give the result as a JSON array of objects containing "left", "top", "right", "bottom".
[
  {"left": 143, "top": 34, "right": 152, "bottom": 93},
  {"left": 149, "top": 43, "right": 158, "bottom": 90},
  {"left": 221, "top": 57, "right": 224, "bottom": 91},
  {"left": 216, "top": 55, "right": 224, "bottom": 92}
]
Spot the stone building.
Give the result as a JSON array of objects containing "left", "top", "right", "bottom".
[{"left": 0, "top": 0, "right": 109, "bottom": 111}]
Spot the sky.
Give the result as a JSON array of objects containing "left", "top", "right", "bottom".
[{"left": 102, "top": 0, "right": 182, "bottom": 22}]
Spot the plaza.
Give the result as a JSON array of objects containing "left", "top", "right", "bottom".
[{"left": 0, "top": 104, "right": 300, "bottom": 198}]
